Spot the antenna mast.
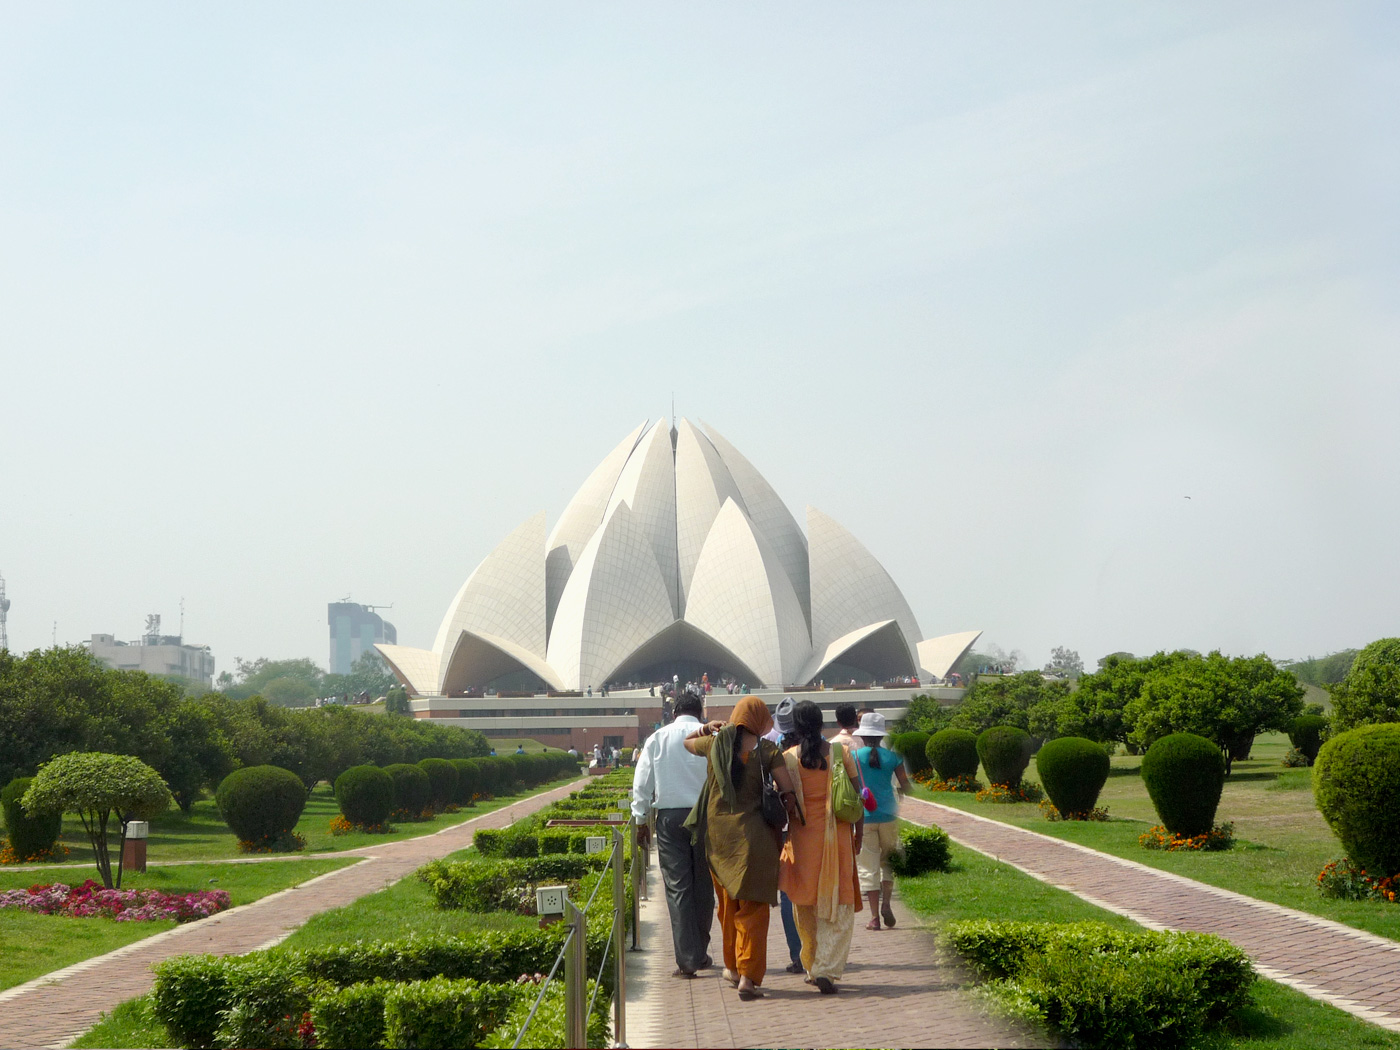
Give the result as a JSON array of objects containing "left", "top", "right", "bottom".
[{"left": 0, "top": 572, "right": 9, "bottom": 652}]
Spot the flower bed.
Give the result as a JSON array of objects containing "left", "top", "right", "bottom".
[
  {"left": 0, "top": 840, "right": 71, "bottom": 865},
  {"left": 330, "top": 815, "right": 393, "bottom": 836},
  {"left": 975, "top": 781, "right": 1044, "bottom": 804},
  {"left": 913, "top": 769, "right": 982, "bottom": 793},
  {"left": 0, "top": 879, "right": 230, "bottom": 922},
  {"left": 1139, "top": 823, "right": 1235, "bottom": 852},
  {"left": 1038, "top": 798, "right": 1109, "bottom": 822},
  {"left": 1317, "top": 858, "right": 1399, "bottom": 903}
]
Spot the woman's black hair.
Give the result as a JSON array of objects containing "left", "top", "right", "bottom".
[
  {"left": 792, "top": 700, "right": 827, "bottom": 770},
  {"left": 730, "top": 726, "right": 747, "bottom": 790},
  {"left": 864, "top": 738, "right": 883, "bottom": 769}
]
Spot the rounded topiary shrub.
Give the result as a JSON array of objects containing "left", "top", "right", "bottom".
[
  {"left": 1140, "top": 733, "right": 1225, "bottom": 837},
  {"left": 334, "top": 765, "right": 393, "bottom": 827},
  {"left": 216, "top": 765, "right": 307, "bottom": 843},
  {"left": 1035, "top": 737, "right": 1110, "bottom": 818},
  {"left": 383, "top": 763, "right": 431, "bottom": 818},
  {"left": 451, "top": 758, "right": 482, "bottom": 804},
  {"left": 977, "top": 726, "right": 1033, "bottom": 788},
  {"left": 890, "top": 732, "right": 931, "bottom": 777},
  {"left": 888, "top": 825, "right": 951, "bottom": 876},
  {"left": 2, "top": 776, "right": 62, "bottom": 859},
  {"left": 1314, "top": 723, "right": 1400, "bottom": 878},
  {"left": 926, "top": 729, "right": 980, "bottom": 780},
  {"left": 1288, "top": 715, "right": 1328, "bottom": 765},
  {"left": 417, "top": 758, "right": 459, "bottom": 812}
]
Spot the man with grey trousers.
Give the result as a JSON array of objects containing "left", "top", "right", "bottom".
[{"left": 631, "top": 691, "right": 714, "bottom": 977}]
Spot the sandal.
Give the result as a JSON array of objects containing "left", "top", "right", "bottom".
[
  {"left": 865, "top": 919, "right": 881, "bottom": 931},
  {"left": 672, "top": 968, "right": 696, "bottom": 978},
  {"left": 882, "top": 905, "right": 896, "bottom": 928},
  {"left": 737, "top": 986, "right": 766, "bottom": 1001},
  {"left": 723, "top": 969, "right": 740, "bottom": 987},
  {"left": 813, "top": 976, "right": 838, "bottom": 995},
  {"left": 785, "top": 960, "right": 805, "bottom": 974}
]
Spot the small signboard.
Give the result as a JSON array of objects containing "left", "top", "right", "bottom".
[
  {"left": 536, "top": 885, "right": 567, "bottom": 916},
  {"left": 616, "top": 799, "right": 630, "bottom": 811},
  {"left": 585, "top": 835, "right": 608, "bottom": 855}
]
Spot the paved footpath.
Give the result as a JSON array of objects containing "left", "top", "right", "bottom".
[
  {"left": 625, "top": 850, "right": 1050, "bottom": 1049},
  {"left": 0, "top": 778, "right": 587, "bottom": 1050},
  {"left": 903, "top": 796, "right": 1400, "bottom": 1034}
]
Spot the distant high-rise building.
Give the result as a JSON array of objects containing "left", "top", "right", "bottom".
[{"left": 328, "top": 601, "right": 396, "bottom": 675}]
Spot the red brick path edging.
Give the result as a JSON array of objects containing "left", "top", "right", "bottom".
[
  {"left": 904, "top": 796, "right": 1400, "bottom": 1034},
  {"left": 0, "top": 778, "right": 587, "bottom": 1050}
]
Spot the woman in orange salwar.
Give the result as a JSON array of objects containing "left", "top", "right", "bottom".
[
  {"left": 778, "top": 699, "right": 863, "bottom": 994},
  {"left": 684, "top": 695, "right": 799, "bottom": 1001}
]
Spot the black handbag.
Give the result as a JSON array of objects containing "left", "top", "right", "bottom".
[{"left": 760, "top": 746, "right": 787, "bottom": 829}]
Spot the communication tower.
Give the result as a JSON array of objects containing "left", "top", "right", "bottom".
[{"left": 0, "top": 572, "right": 9, "bottom": 652}]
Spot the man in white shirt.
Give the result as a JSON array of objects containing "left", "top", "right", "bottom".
[{"left": 632, "top": 692, "right": 713, "bottom": 977}]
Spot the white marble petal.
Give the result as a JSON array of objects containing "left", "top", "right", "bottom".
[
  {"left": 916, "top": 630, "right": 984, "bottom": 680},
  {"left": 604, "top": 419, "right": 680, "bottom": 618},
  {"left": 374, "top": 643, "right": 440, "bottom": 697},
  {"left": 674, "top": 419, "right": 746, "bottom": 614}
]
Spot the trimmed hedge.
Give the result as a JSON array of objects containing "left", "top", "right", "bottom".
[
  {"left": 215, "top": 765, "right": 307, "bottom": 844},
  {"left": 1140, "top": 733, "right": 1225, "bottom": 837},
  {"left": 473, "top": 826, "right": 540, "bottom": 858},
  {"left": 2, "top": 775, "right": 62, "bottom": 859},
  {"left": 417, "top": 758, "right": 459, "bottom": 812},
  {"left": 1288, "top": 714, "right": 1328, "bottom": 765},
  {"left": 383, "top": 977, "right": 521, "bottom": 1050},
  {"left": 1314, "top": 723, "right": 1400, "bottom": 878},
  {"left": 418, "top": 854, "right": 609, "bottom": 912},
  {"left": 451, "top": 758, "right": 483, "bottom": 803},
  {"left": 889, "top": 731, "right": 931, "bottom": 777},
  {"left": 976, "top": 726, "right": 1033, "bottom": 788},
  {"left": 947, "top": 920, "right": 1255, "bottom": 1047},
  {"left": 1035, "top": 737, "right": 1109, "bottom": 818},
  {"left": 334, "top": 765, "right": 394, "bottom": 827},
  {"left": 925, "top": 729, "right": 979, "bottom": 780},
  {"left": 383, "top": 763, "right": 432, "bottom": 818},
  {"left": 310, "top": 979, "right": 393, "bottom": 1050},
  {"left": 889, "top": 825, "right": 951, "bottom": 876}
]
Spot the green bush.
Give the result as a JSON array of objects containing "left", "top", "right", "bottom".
[
  {"left": 382, "top": 977, "right": 522, "bottom": 1049},
  {"left": 151, "top": 954, "right": 231, "bottom": 1049},
  {"left": 417, "top": 758, "right": 459, "bottom": 812},
  {"left": 473, "top": 826, "right": 540, "bottom": 858},
  {"left": 213, "top": 952, "right": 311, "bottom": 1050},
  {"left": 215, "top": 765, "right": 307, "bottom": 844},
  {"left": 947, "top": 920, "right": 1255, "bottom": 1048},
  {"left": 888, "top": 825, "right": 951, "bottom": 876},
  {"left": 383, "top": 763, "right": 432, "bottom": 818},
  {"left": 334, "top": 765, "right": 394, "bottom": 827},
  {"left": 417, "top": 854, "right": 607, "bottom": 912},
  {"left": 976, "top": 726, "right": 1033, "bottom": 788},
  {"left": 889, "top": 731, "right": 931, "bottom": 777},
  {"left": 451, "top": 758, "right": 483, "bottom": 803},
  {"left": 475, "top": 757, "right": 518, "bottom": 797},
  {"left": 2, "top": 775, "right": 61, "bottom": 859},
  {"left": 1314, "top": 723, "right": 1400, "bottom": 878},
  {"left": 1330, "top": 637, "right": 1400, "bottom": 730},
  {"left": 1288, "top": 714, "right": 1328, "bottom": 764},
  {"left": 479, "top": 979, "right": 609, "bottom": 1049},
  {"left": 1140, "top": 733, "right": 1225, "bottom": 837},
  {"left": 925, "top": 729, "right": 979, "bottom": 780},
  {"left": 1034, "top": 737, "right": 1110, "bottom": 818},
  {"left": 310, "top": 980, "right": 392, "bottom": 1050}
]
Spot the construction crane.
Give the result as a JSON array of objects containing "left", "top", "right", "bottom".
[{"left": 0, "top": 571, "right": 10, "bottom": 652}]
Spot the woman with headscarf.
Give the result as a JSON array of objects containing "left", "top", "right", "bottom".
[
  {"left": 778, "top": 700, "right": 863, "bottom": 994},
  {"left": 684, "top": 695, "right": 798, "bottom": 1001}
]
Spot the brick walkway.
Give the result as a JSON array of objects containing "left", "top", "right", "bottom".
[
  {"left": 903, "top": 796, "right": 1400, "bottom": 1034},
  {"left": 624, "top": 850, "right": 1048, "bottom": 1049},
  {"left": 0, "top": 778, "right": 586, "bottom": 1050}
]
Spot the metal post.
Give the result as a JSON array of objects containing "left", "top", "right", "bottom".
[
  {"left": 564, "top": 902, "right": 587, "bottom": 1049},
  {"left": 630, "top": 821, "right": 642, "bottom": 950},
  {"left": 613, "top": 826, "right": 627, "bottom": 1047}
]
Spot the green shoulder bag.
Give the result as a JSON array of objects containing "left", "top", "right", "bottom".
[{"left": 830, "top": 743, "right": 864, "bottom": 823}]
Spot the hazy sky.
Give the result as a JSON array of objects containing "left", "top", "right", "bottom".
[{"left": 2, "top": 3, "right": 1395, "bottom": 675}]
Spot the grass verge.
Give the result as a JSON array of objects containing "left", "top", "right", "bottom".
[
  {"left": 909, "top": 731, "right": 1400, "bottom": 942},
  {"left": 0, "top": 858, "right": 353, "bottom": 992},
  {"left": 901, "top": 838, "right": 1400, "bottom": 1050}
]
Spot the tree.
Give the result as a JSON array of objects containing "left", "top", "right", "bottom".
[
  {"left": 222, "top": 657, "right": 325, "bottom": 702},
  {"left": 1329, "top": 638, "right": 1400, "bottom": 731},
  {"left": 894, "top": 692, "right": 955, "bottom": 734},
  {"left": 23, "top": 752, "right": 173, "bottom": 888},
  {"left": 384, "top": 685, "right": 411, "bottom": 716},
  {"left": 1125, "top": 651, "right": 1304, "bottom": 773},
  {"left": 1044, "top": 647, "right": 1084, "bottom": 678},
  {"left": 1283, "top": 650, "right": 1358, "bottom": 688},
  {"left": 947, "top": 672, "right": 1072, "bottom": 737},
  {"left": 1060, "top": 651, "right": 1193, "bottom": 748}
]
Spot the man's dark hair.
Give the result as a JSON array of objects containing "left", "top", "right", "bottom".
[
  {"left": 835, "top": 703, "right": 858, "bottom": 729},
  {"left": 674, "top": 693, "right": 705, "bottom": 719}
]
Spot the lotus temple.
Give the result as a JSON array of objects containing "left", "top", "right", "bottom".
[{"left": 377, "top": 418, "right": 979, "bottom": 748}]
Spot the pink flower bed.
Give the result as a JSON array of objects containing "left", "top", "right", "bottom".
[{"left": 0, "top": 879, "right": 230, "bottom": 922}]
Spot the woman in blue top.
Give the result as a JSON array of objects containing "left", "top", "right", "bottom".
[{"left": 853, "top": 712, "right": 910, "bottom": 931}]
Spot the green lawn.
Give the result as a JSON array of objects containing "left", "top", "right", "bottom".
[
  {"left": 900, "top": 840, "right": 1400, "bottom": 1050},
  {"left": 910, "top": 731, "right": 1400, "bottom": 941},
  {"left": 31, "top": 771, "right": 582, "bottom": 866},
  {"left": 0, "top": 858, "right": 354, "bottom": 992}
]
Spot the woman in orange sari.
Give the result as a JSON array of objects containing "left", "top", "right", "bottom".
[
  {"left": 684, "top": 695, "right": 798, "bottom": 1001},
  {"left": 778, "top": 700, "right": 863, "bottom": 993}
]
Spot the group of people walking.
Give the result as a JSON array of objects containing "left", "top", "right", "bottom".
[{"left": 631, "top": 694, "right": 907, "bottom": 1000}]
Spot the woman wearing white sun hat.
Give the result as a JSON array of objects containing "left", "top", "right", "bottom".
[{"left": 853, "top": 712, "right": 910, "bottom": 931}]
